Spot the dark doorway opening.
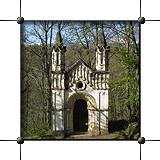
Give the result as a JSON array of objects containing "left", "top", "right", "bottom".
[{"left": 73, "top": 99, "right": 88, "bottom": 132}]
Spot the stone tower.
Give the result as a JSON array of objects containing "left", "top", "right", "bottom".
[
  {"left": 51, "top": 25, "right": 66, "bottom": 137},
  {"left": 52, "top": 24, "right": 66, "bottom": 71},
  {"left": 96, "top": 24, "right": 110, "bottom": 71}
]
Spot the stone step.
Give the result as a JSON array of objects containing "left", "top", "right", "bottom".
[{"left": 69, "top": 132, "right": 89, "bottom": 138}]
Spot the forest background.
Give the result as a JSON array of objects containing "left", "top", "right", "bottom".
[{"left": 21, "top": 21, "right": 139, "bottom": 139}]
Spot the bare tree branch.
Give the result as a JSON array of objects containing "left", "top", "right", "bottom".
[{"left": 30, "top": 48, "right": 41, "bottom": 58}]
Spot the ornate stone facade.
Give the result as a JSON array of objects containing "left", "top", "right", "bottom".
[{"left": 51, "top": 26, "right": 109, "bottom": 137}]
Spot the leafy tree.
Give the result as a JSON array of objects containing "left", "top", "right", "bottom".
[
  {"left": 33, "top": 124, "right": 50, "bottom": 139},
  {"left": 21, "top": 21, "right": 139, "bottom": 138},
  {"left": 108, "top": 46, "right": 139, "bottom": 122}
]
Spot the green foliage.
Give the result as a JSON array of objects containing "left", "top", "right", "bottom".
[
  {"left": 33, "top": 124, "right": 50, "bottom": 138},
  {"left": 113, "top": 46, "right": 138, "bottom": 69},
  {"left": 124, "top": 122, "right": 139, "bottom": 139},
  {"left": 21, "top": 21, "right": 139, "bottom": 137},
  {"left": 54, "top": 42, "right": 63, "bottom": 49},
  {"left": 108, "top": 46, "right": 139, "bottom": 119}
]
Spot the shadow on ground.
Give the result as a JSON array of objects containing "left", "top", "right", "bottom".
[{"left": 108, "top": 120, "right": 129, "bottom": 133}]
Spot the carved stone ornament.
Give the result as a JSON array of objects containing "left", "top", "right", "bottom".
[
  {"left": 76, "top": 81, "right": 86, "bottom": 91},
  {"left": 96, "top": 46, "right": 105, "bottom": 52},
  {"left": 66, "top": 92, "right": 97, "bottom": 110}
]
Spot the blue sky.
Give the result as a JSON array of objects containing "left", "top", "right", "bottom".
[
  {"left": 22, "top": 21, "right": 139, "bottom": 46},
  {"left": 22, "top": 21, "right": 58, "bottom": 45}
]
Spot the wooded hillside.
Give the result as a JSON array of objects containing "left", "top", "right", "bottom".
[{"left": 21, "top": 21, "right": 139, "bottom": 138}]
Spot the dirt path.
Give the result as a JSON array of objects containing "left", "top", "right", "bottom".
[
  {"left": 24, "top": 132, "right": 125, "bottom": 140},
  {"left": 67, "top": 133, "right": 121, "bottom": 139}
]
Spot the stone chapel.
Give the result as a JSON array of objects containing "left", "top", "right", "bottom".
[{"left": 51, "top": 25, "right": 110, "bottom": 137}]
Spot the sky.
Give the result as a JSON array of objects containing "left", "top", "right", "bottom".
[
  {"left": 22, "top": 21, "right": 139, "bottom": 46},
  {"left": 22, "top": 21, "right": 58, "bottom": 45}
]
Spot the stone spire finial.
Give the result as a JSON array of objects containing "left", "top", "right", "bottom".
[
  {"left": 52, "top": 23, "right": 66, "bottom": 71},
  {"left": 54, "top": 23, "right": 63, "bottom": 48},
  {"left": 96, "top": 23, "right": 109, "bottom": 71},
  {"left": 98, "top": 23, "right": 107, "bottom": 48}
]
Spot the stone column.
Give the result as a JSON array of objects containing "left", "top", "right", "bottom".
[
  {"left": 54, "top": 52, "right": 57, "bottom": 64},
  {"left": 59, "top": 51, "right": 61, "bottom": 65},
  {"left": 93, "top": 73, "right": 95, "bottom": 89},
  {"left": 99, "top": 74, "right": 102, "bottom": 90},
  {"left": 71, "top": 109, "right": 74, "bottom": 133},
  {"left": 51, "top": 73, "right": 54, "bottom": 89},
  {"left": 54, "top": 74, "right": 57, "bottom": 89},
  {"left": 59, "top": 74, "right": 62, "bottom": 89},
  {"left": 79, "top": 64, "right": 82, "bottom": 78},
  {"left": 96, "top": 51, "right": 98, "bottom": 66},
  {"left": 71, "top": 71, "right": 74, "bottom": 84},
  {"left": 105, "top": 74, "right": 108, "bottom": 89},
  {"left": 98, "top": 53, "right": 101, "bottom": 65},
  {"left": 95, "top": 74, "right": 98, "bottom": 89},
  {"left": 62, "top": 74, "right": 65, "bottom": 89},
  {"left": 83, "top": 67, "right": 86, "bottom": 81},
  {"left": 89, "top": 73, "right": 92, "bottom": 86},
  {"left": 100, "top": 110, "right": 108, "bottom": 135},
  {"left": 52, "top": 92, "right": 57, "bottom": 134},
  {"left": 75, "top": 68, "right": 78, "bottom": 81},
  {"left": 86, "top": 70, "right": 89, "bottom": 84},
  {"left": 103, "top": 51, "right": 105, "bottom": 64},
  {"left": 102, "top": 74, "right": 106, "bottom": 90}
]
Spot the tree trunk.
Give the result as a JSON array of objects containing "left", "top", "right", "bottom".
[{"left": 125, "top": 22, "right": 131, "bottom": 122}]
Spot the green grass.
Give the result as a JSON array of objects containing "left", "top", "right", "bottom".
[{"left": 23, "top": 122, "right": 139, "bottom": 140}]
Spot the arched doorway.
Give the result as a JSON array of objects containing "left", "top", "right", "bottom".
[
  {"left": 73, "top": 99, "right": 88, "bottom": 132},
  {"left": 66, "top": 93, "right": 97, "bottom": 135}
]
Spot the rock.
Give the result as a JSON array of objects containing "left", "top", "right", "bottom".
[
  {"left": 134, "top": 133, "right": 139, "bottom": 139},
  {"left": 125, "top": 122, "right": 139, "bottom": 139}
]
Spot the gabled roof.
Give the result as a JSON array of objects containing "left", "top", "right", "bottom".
[{"left": 66, "top": 58, "right": 94, "bottom": 73}]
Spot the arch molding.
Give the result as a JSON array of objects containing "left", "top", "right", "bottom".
[{"left": 66, "top": 92, "right": 97, "bottom": 110}]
